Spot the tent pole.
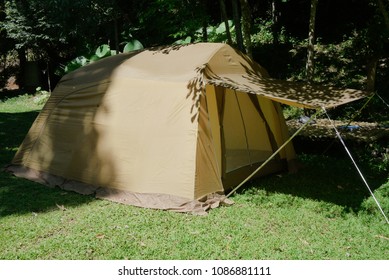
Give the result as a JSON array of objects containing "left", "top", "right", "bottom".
[
  {"left": 322, "top": 107, "right": 389, "bottom": 225},
  {"left": 226, "top": 107, "right": 323, "bottom": 198}
]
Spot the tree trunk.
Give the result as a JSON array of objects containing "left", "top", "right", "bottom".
[
  {"left": 306, "top": 0, "right": 318, "bottom": 83},
  {"left": 271, "top": 0, "right": 280, "bottom": 44},
  {"left": 219, "top": 0, "right": 232, "bottom": 45},
  {"left": 240, "top": 0, "right": 252, "bottom": 58},
  {"left": 366, "top": 57, "right": 378, "bottom": 91},
  {"left": 231, "top": 0, "right": 244, "bottom": 51},
  {"left": 377, "top": 0, "right": 389, "bottom": 32},
  {"left": 114, "top": 17, "right": 120, "bottom": 54},
  {"left": 202, "top": 24, "right": 208, "bottom": 42},
  {"left": 369, "top": 0, "right": 388, "bottom": 91},
  {"left": 201, "top": 0, "right": 208, "bottom": 42},
  {"left": 17, "top": 47, "right": 26, "bottom": 89}
]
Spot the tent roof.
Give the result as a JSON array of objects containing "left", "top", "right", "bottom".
[{"left": 63, "top": 43, "right": 369, "bottom": 109}]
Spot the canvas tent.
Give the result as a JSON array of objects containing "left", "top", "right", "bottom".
[{"left": 6, "top": 43, "right": 367, "bottom": 214}]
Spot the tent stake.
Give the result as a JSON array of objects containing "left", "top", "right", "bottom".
[
  {"left": 226, "top": 108, "right": 323, "bottom": 198},
  {"left": 322, "top": 107, "right": 389, "bottom": 225}
]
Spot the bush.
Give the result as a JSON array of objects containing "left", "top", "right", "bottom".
[{"left": 33, "top": 87, "right": 50, "bottom": 105}]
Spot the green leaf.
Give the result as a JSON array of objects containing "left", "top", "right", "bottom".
[
  {"left": 74, "top": 56, "right": 88, "bottom": 66},
  {"left": 216, "top": 20, "right": 234, "bottom": 35},
  {"left": 95, "top": 44, "right": 111, "bottom": 58},
  {"left": 183, "top": 36, "right": 191, "bottom": 44},
  {"left": 123, "top": 39, "right": 144, "bottom": 52},
  {"left": 89, "top": 55, "right": 100, "bottom": 62},
  {"left": 174, "top": 36, "right": 192, "bottom": 45},
  {"left": 63, "top": 56, "right": 88, "bottom": 73}
]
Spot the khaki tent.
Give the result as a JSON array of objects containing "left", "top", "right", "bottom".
[{"left": 7, "top": 43, "right": 367, "bottom": 214}]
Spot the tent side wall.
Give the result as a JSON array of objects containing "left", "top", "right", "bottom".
[
  {"left": 12, "top": 78, "right": 209, "bottom": 201},
  {"left": 12, "top": 52, "right": 139, "bottom": 173}
]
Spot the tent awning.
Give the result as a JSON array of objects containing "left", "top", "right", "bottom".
[{"left": 206, "top": 73, "right": 369, "bottom": 109}]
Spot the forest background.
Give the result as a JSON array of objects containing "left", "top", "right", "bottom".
[{"left": 1, "top": 0, "right": 389, "bottom": 128}]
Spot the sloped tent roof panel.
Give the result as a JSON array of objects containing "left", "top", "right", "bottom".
[{"left": 60, "top": 43, "right": 368, "bottom": 109}]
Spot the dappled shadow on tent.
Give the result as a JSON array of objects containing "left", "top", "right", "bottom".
[
  {"left": 202, "top": 47, "right": 368, "bottom": 109},
  {"left": 0, "top": 111, "right": 92, "bottom": 217},
  {"left": 2, "top": 53, "right": 140, "bottom": 217},
  {"left": 149, "top": 44, "right": 190, "bottom": 55}
]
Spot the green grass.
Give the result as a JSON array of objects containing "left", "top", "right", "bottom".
[
  {"left": 0, "top": 94, "right": 388, "bottom": 260},
  {"left": 0, "top": 93, "right": 45, "bottom": 113}
]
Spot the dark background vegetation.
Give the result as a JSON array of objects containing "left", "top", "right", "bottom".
[{"left": 1, "top": 1, "right": 388, "bottom": 91}]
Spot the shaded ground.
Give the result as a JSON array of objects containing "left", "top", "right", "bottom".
[
  {"left": 287, "top": 119, "right": 389, "bottom": 171},
  {"left": 287, "top": 119, "right": 389, "bottom": 143}
]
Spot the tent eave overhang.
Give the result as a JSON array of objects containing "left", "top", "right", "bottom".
[{"left": 205, "top": 74, "right": 370, "bottom": 110}]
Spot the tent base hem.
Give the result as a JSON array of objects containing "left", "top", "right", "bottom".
[{"left": 5, "top": 165, "right": 234, "bottom": 215}]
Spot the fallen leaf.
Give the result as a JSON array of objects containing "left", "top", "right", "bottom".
[
  {"left": 375, "top": 235, "right": 389, "bottom": 241},
  {"left": 96, "top": 234, "right": 105, "bottom": 239},
  {"left": 300, "top": 238, "right": 310, "bottom": 246},
  {"left": 56, "top": 204, "right": 67, "bottom": 211}
]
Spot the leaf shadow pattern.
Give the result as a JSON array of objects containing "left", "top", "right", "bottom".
[
  {"left": 2, "top": 53, "right": 141, "bottom": 217},
  {"left": 186, "top": 65, "right": 207, "bottom": 123},
  {"left": 203, "top": 47, "right": 368, "bottom": 109},
  {"left": 149, "top": 44, "right": 193, "bottom": 55},
  {"left": 0, "top": 111, "right": 96, "bottom": 217}
]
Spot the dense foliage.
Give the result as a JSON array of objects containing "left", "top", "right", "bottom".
[{"left": 0, "top": 0, "right": 388, "bottom": 117}]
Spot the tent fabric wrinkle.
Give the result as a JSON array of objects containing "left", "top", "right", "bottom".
[{"left": 6, "top": 42, "right": 367, "bottom": 214}]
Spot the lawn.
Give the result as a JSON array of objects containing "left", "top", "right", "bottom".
[{"left": 0, "top": 93, "right": 388, "bottom": 260}]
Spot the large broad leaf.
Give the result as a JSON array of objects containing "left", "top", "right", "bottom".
[
  {"left": 182, "top": 36, "right": 192, "bottom": 44},
  {"left": 95, "top": 44, "right": 111, "bottom": 58},
  {"left": 74, "top": 56, "right": 88, "bottom": 66},
  {"left": 123, "top": 39, "right": 144, "bottom": 52},
  {"left": 174, "top": 36, "right": 192, "bottom": 45},
  {"left": 89, "top": 54, "right": 100, "bottom": 62},
  {"left": 215, "top": 20, "right": 234, "bottom": 34},
  {"left": 63, "top": 56, "right": 88, "bottom": 73}
]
